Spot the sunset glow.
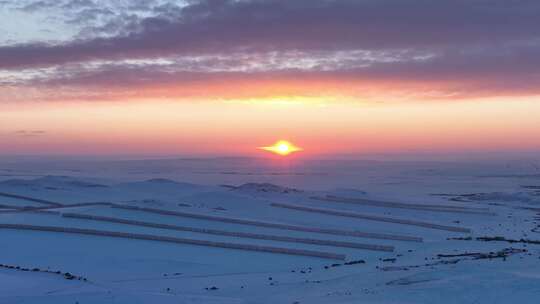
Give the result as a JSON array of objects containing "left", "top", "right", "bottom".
[
  {"left": 0, "top": 1, "right": 539, "bottom": 159},
  {"left": 259, "top": 140, "right": 303, "bottom": 156}
]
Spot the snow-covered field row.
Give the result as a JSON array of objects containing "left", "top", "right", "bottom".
[{"left": 0, "top": 159, "right": 539, "bottom": 303}]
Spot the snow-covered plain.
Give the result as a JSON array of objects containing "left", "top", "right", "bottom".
[{"left": 0, "top": 157, "right": 539, "bottom": 303}]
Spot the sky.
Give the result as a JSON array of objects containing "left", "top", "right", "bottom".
[{"left": 1, "top": 0, "right": 540, "bottom": 158}]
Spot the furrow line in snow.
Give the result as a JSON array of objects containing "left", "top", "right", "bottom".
[
  {"left": 62, "top": 212, "right": 394, "bottom": 252},
  {"left": 311, "top": 196, "right": 495, "bottom": 215},
  {"left": 0, "top": 223, "right": 346, "bottom": 260},
  {"left": 271, "top": 203, "right": 471, "bottom": 233},
  {"left": 0, "top": 202, "right": 113, "bottom": 213},
  {"left": 111, "top": 205, "right": 423, "bottom": 242},
  {"left": 0, "top": 192, "right": 63, "bottom": 207}
]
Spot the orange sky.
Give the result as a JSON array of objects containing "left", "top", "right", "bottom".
[
  {"left": 2, "top": 1, "right": 540, "bottom": 158},
  {"left": 2, "top": 95, "right": 539, "bottom": 157}
]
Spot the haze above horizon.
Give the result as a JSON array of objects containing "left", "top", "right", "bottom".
[{"left": 1, "top": 0, "right": 539, "bottom": 157}]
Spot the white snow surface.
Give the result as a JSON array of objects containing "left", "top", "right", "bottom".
[{"left": 0, "top": 158, "right": 539, "bottom": 303}]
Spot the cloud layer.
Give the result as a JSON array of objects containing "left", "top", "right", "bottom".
[{"left": 1, "top": 0, "right": 540, "bottom": 102}]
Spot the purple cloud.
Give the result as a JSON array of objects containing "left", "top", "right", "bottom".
[{"left": 1, "top": 0, "right": 540, "bottom": 100}]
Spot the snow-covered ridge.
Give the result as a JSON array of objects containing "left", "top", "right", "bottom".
[
  {"left": 0, "top": 176, "right": 109, "bottom": 189},
  {"left": 225, "top": 182, "right": 303, "bottom": 194},
  {"left": 433, "top": 191, "right": 540, "bottom": 205}
]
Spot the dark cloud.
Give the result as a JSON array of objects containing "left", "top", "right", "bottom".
[
  {"left": 1, "top": 0, "right": 540, "bottom": 99},
  {"left": 4, "top": 40, "right": 540, "bottom": 100},
  {"left": 61, "top": 0, "right": 96, "bottom": 10},
  {"left": 2, "top": 0, "right": 540, "bottom": 67}
]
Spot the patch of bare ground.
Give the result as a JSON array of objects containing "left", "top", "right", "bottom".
[{"left": 0, "top": 263, "right": 87, "bottom": 281}]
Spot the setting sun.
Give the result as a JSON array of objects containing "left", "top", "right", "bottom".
[{"left": 259, "top": 140, "right": 303, "bottom": 156}]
